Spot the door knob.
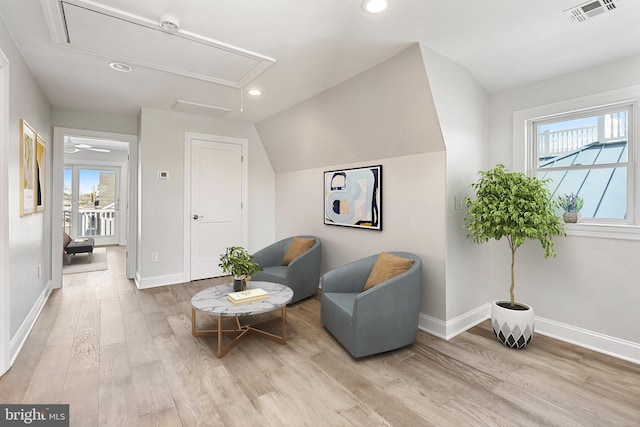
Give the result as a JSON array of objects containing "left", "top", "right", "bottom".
[{"left": 193, "top": 214, "right": 199, "bottom": 220}]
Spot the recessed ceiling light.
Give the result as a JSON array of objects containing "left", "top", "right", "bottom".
[
  {"left": 362, "top": 0, "right": 388, "bottom": 13},
  {"left": 247, "top": 89, "right": 262, "bottom": 96},
  {"left": 109, "top": 62, "right": 133, "bottom": 72}
]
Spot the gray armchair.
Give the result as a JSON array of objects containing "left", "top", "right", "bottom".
[
  {"left": 321, "top": 252, "right": 422, "bottom": 358},
  {"left": 251, "top": 236, "right": 321, "bottom": 304}
]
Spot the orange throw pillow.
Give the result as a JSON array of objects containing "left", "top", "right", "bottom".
[
  {"left": 282, "top": 237, "right": 315, "bottom": 266},
  {"left": 364, "top": 252, "right": 414, "bottom": 291}
]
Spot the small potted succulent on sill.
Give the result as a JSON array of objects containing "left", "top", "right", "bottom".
[
  {"left": 219, "top": 246, "right": 263, "bottom": 291},
  {"left": 558, "top": 193, "right": 584, "bottom": 223}
]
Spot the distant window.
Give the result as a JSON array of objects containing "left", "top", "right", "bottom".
[{"left": 529, "top": 103, "right": 634, "bottom": 223}]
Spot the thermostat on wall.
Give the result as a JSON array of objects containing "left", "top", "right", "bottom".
[{"left": 157, "top": 170, "right": 170, "bottom": 179}]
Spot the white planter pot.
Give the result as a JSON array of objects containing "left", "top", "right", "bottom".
[{"left": 491, "top": 300, "right": 534, "bottom": 349}]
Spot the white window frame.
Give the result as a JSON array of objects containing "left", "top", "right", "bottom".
[{"left": 513, "top": 85, "right": 640, "bottom": 241}]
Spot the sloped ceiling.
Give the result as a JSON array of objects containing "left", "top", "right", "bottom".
[{"left": 256, "top": 44, "right": 444, "bottom": 173}]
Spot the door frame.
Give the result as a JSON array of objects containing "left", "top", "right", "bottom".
[
  {"left": 184, "top": 132, "right": 248, "bottom": 282},
  {"left": 52, "top": 127, "right": 138, "bottom": 287},
  {"left": 0, "top": 48, "right": 10, "bottom": 375}
]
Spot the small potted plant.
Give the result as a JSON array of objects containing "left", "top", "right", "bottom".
[
  {"left": 219, "top": 246, "right": 263, "bottom": 291},
  {"left": 465, "top": 164, "right": 564, "bottom": 349},
  {"left": 558, "top": 193, "right": 584, "bottom": 223}
]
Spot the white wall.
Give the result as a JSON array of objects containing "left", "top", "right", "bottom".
[
  {"left": 0, "top": 19, "right": 52, "bottom": 358},
  {"left": 275, "top": 153, "right": 446, "bottom": 322},
  {"left": 52, "top": 107, "right": 138, "bottom": 136},
  {"left": 489, "top": 55, "right": 640, "bottom": 357},
  {"left": 420, "top": 45, "right": 492, "bottom": 334},
  {"left": 137, "top": 108, "right": 275, "bottom": 286}
]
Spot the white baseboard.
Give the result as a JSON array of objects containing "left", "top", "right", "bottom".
[
  {"left": 135, "top": 272, "right": 188, "bottom": 289},
  {"left": 535, "top": 316, "right": 640, "bottom": 365},
  {"left": 10, "top": 281, "right": 51, "bottom": 365},
  {"left": 418, "top": 303, "right": 491, "bottom": 340},
  {"left": 419, "top": 314, "right": 447, "bottom": 339},
  {"left": 419, "top": 304, "right": 640, "bottom": 365},
  {"left": 445, "top": 303, "right": 492, "bottom": 339}
]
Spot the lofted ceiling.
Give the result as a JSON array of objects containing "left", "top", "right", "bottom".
[{"left": 1, "top": 0, "right": 640, "bottom": 123}]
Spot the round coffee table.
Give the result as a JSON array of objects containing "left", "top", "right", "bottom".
[{"left": 191, "top": 281, "right": 293, "bottom": 358}]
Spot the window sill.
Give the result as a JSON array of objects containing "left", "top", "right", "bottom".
[{"left": 563, "top": 222, "right": 640, "bottom": 241}]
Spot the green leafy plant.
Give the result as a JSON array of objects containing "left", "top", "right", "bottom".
[
  {"left": 558, "top": 193, "right": 584, "bottom": 213},
  {"left": 218, "top": 246, "right": 262, "bottom": 278},
  {"left": 464, "top": 164, "right": 565, "bottom": 307}
]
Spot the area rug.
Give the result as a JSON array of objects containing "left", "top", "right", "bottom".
[{"left": 63, "top": 247, "right": 108, "bottom": 275}]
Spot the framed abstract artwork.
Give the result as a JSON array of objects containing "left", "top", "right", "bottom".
[
  {"left": 36, "top": 133, "right": 46, "bottom": 212},
  {"left": 19, "top": 119, "right": 36, "bottom": 216},
  {"left": 324, "top": 165, "right": 382, "bottom": 230}
]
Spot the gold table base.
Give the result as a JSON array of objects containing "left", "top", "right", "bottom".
[{"left": 191, "top": 307, "right": 287, "bottom": 358}]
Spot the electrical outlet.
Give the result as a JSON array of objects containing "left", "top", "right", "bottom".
[
  {"left": 151, "top": 252, "right": 158, "bottom": 262},
  {"left": 37, "top": 265, "right": 42, "bottom": 278},
  {"left": 454, "top": 195, "right": 465, "bottom": 210}
]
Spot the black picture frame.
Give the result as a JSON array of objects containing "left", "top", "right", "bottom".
[{"left": 323, "top": 165, "right": 382, "bottom": 230}]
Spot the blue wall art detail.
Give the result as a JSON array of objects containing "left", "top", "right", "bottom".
[{"left": 324, "top": 165, "right": 382, "bottom": 230}]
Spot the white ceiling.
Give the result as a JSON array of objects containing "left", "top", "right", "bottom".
[
  {"left": 1, "top": 0, "right": 640, "bottom": 124},
  {"left": 64, "top": 136, "right": 129, "bottom": 154}
]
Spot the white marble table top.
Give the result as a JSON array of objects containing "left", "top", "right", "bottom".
[{"left": 191, "top": 281, "right": 293, "bottom": 317}]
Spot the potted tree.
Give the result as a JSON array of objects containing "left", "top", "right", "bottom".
[
  {"left": 558, "top": 193, "right": 584, "bottom": 223},
  {"left": 465, "top": 164, "right": 564, "bottom": 349},
  {"left": 219, "top": 246, "right": 263, "bottom": 291}
]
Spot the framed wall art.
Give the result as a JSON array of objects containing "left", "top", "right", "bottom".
[
  {"left": 19, "top": 119, "right": 36, "bottom": 216},
  {"left": 324, "top": 165, "right": 382, "bottom": 230},
  {"left": 36, "top": 133, "right": 46, "bottom": 212}
]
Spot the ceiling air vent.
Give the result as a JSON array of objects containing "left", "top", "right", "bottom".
[
  {"left": 564, "top": 0, "right": 622, "bottom": 23},
  {"left": 173, "top": 100, "right": 231, "bottom": 117}
]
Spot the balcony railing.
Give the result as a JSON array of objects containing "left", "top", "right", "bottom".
[
  {"left": 539, "top": 126, "right": 598, "bottom": 159},
  {"left": 63, "top": 208, "right": 115, "bottom": 237},
  {"left": 539, "top": 112, "right": 628, "bottom": 159}
]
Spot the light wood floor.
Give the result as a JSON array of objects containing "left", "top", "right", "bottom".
[{"left": 1, "top": 246, "right": 639, "bottom": 426}]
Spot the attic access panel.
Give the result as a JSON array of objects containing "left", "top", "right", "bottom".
[{"left": 56, "top": 1, "right": 274, "bottom": 88}]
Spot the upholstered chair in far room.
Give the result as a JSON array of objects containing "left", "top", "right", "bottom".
[
  {"left": 321, "top": 251, "right": 422, "bottom": 358},
  {"left": 251, "top": 236, "right": 321, "bottom": 304}
]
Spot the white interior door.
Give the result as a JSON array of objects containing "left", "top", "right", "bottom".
[{"left": 190, "top": 139, "right": 243, "bottom": 280}]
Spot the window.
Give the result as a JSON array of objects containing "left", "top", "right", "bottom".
[
  {"left": 530, "top": 104, "right": 632, "bottom": 222},
  {"left": 514, "top": 86, "right": 640, "bottom": 240}
]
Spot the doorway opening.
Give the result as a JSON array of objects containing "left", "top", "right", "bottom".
[{"left": 52, "top": 127, "right": 137, "bottom": 288}]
